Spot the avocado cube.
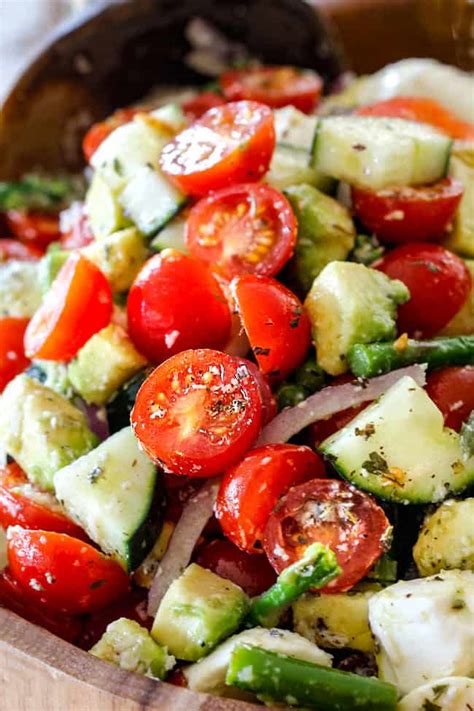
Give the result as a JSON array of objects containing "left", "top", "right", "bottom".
[
  {"left": 305, "top": 261, "right": 409, "bottom": 375},
  {"left": 68, "top": 324, "right": 147, "bottom": 405},
  {"left": 0, "top": 374, "right": 98, "bottom": 491},
  {"left": 81, "top": 227, "right": 148, "bottom": 293},
  {"left": 151, "top": 564, "right": 249, "bottom": 661},
  {"left": 38, "top": 249, "right": 70, "bottom": 294},
  {"left": 285, "top": 184, "right": 356, "bottom": 292}
]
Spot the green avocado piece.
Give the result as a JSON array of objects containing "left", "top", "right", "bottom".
[
  {"left": 90, "top": 618, "right": 175, "bottom": 679},
  {"left": 0, "top": 374, "right": 98, "bottom": 491},
  {"left": 26, "top": 360, "right": 73, "bottom": 398},
  {"left": 81, "top": 227, "right": 148, "bottom": 293},
  {"left": 413, "top": 498, "right": 474, "bottom": 576},
  {"left": 305, "top": 261, "right": 409, "bottom": 375},
  {"left": 285, "top": 184, "right": 356, "bottom": 292},
  {"left": 444, "top": 142, "right": 474, "bottom": 258},
  {"left": 151, "top": 564, "right": 249, "bottom": 662},
  {"left": 38, "top": 249, "right": 70, "bottom": 293},
  {"left": 68, "top": 324, "right": 147, "bottom": 405}
]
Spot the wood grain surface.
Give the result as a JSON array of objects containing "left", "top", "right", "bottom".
[{"left": 0, "top": 606, "right": 263, "bottom": 711}]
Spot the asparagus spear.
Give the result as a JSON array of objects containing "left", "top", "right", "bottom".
[
  {"left": 246, "top": 543, "right": 340, "bottom": 628},
  {"left": 348, "top": 335, "right": 474, "bottom": 378},
  {"left": 226, "top": 644, "right": 397, "bottom": 711}
]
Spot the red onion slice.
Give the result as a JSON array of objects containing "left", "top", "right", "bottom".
[
  {"left": 147, "top": 478, "right": 220, "bottom": 617},
  {"left": 73, "top": 397, "right": 110, "bottom": 442},
  {"left": 257, "top": 365, "right": 427, "bottom": 446}
]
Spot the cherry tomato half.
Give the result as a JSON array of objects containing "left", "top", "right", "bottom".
[
  {"left": 220, "top": 66, "right": 323, "bottom": 114},
  {"left": 375, "top": 243, "right": 472, "bottom": 338},
  {"left": 7, "top": 527, "right": 130, "bottom": 615},
  {"left": 196, "top": 538, "right": 276, "bottom": 596},
  {"left": 186, "top": 183, "right": 297, "bottom": 278},
  {"left": 358, "top": 96, "right": 474, "bottom": 141},
  {"left": 232, "top": 274, "right": 311, "bottom": 381},
  {"left": 127, "top": 250, "right": 231, "bottom": 363},
  {"left": 0, "top": 567, "right": 83, "bottom": 643},
  {"left": 0, "top": 239, "right": 42, "bottom": 261},
  {"left": 59, "top": 202, "right": 95, "bottom": 249},
  {"left": 82, "top": 107, "right": 141, "bottom": 162},
  {"left": 160, "top": 101, "right": 275, "bottom": 196},
  {"left": 247, "top": 363, "right": 277, "bottom": 425},
  {"left": 263, "top": 479, "right": 391, "bottom": 593},
  {"left": 0, "top": 463, "right": 86, "bottom": 538},
  {"left": 6, "top": 211, "right": 60, "bottom": 251},
  {"left": 24, "top": 252, "right": 113, "bottom": 361},
  {"left": 182, "top": 92, "right": 226, "bottom": 121},
  {"left": 216, "top": 444, "right": 326, "bottom": 553},
  {"left": 426, "top": 366, "right": 474, "bottom": 432},
  {"left": 352, "top": 178, "right": 463, "bottom": 245},
  {"left": 131, "top": 349, "right": 262, "bottom": 477},
  {"left": 0, "top": 318, "right": 30, "bottom": 392}
]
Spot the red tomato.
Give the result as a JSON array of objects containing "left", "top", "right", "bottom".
[
  {"left": 127, "top": 250, "right": 231, "bottom": 363},
  {"left": 358, "top": 96, "right": 474, "bottom": 141},
  {"left": 6, "top": 211, "right": 60, "bottom": 251},
  {"left": 59, "top": 202, "right": 95, "bottom": 249},
  {"left": 0, "top": 463, "right": 87, "bottom": 538},
  {"left": 216, "top": 444, "right": 326, "bottom": 553},
  {"left": 77, "top": 587, "right": 150, "bottom": 649},
  {"left": 263, "top": 479, "right": 391, "bottom": 593},
  {"left": 131, "top": 349, "right": 262, "bottom": 477},
  {"left": 220, "top": 66, "right": 323, "bottom": 114},
  {"left": 160, "top": 101, "right": 275, "bottom": 196},
  {"left": 0, "top": 318, "right": 30, "bottom": 392},
  {"left": 0, "top": 239, "right": 42, "bottom": 261},
  {"left": 82, "top": 107, "right": 141, "bottom": 162},
  {"left": 182, "top": 92, "right": 226, "bottom": 121},
  {"left": 232, "top": 274, "right": 311, "bottom": 381},
  {"left": 426, "top": 366, "right": 474, "bottom": 432},
  {"left": 196, "top": 539, "right": 276, "bottom": 596},
  {"left": 24, "top": 252, "right": 113, "bottom": 361},
  {"left": 0, "top": 567, "right": 83, "bottom": 643},
  {"left": 375, "top": 243, "right": 471, "bottom": 338},
  {"left": 352, "top": 178, "right": 463, "bottom": 244},
  {"left": 7, "top": 527, "right": 130, "bottom": 614},
  {"left": 186, "top": 184, "right": 297, "bottom": 278}
]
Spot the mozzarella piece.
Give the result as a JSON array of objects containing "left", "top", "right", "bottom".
[
  {"left": 368, "top": 570, "right": 474, "bottom": 695},
  {"left": 398, "top": 677, "right": 474, "bottom": 711}
]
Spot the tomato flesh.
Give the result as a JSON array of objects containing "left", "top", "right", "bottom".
[
  {"left": 196, "top": 538, "right": 277, "bottom": 596},
  {"left": 0, "top": 463, "right": 87, "bottom": 538},
  {"left": 6, "top": 211, "right": 60, "bottom": 251},
  {"left": 0, "top": 567, "right": 83, "bottom": 643},
  {"left": 426, "top": 366, "right": 474, "bottom": 432},
  {"left": 24, "top": 252, "right": 113, "bottom": 361},
  {"left": 127, "top": 250, "right": 231, "bottom": 363},
  {"left": 182, "top": 92, "right": 226, "bottom": 121},
  {"left": 131, "top": 349, "right": 262, "bottom": 477},
  {"left": 7, "top": 527, "right": 130, "bottom": 615},
  {"left": 160, "top": 101, "right": 275, "bottom": 196},
  {"left": 352, "top": 178, "right": 463, "bottom": 245},
  {"left": 0, "top": 239, "right": 42, "bottom": 261},
  {"left": 358, "top": 96, "right": 474, "bottom": 141},
  {"left": 263, "top": 479, "right": 391, "bottom": 593},
  {"left": 232, "top": 274, "right": 311, "bottom": 381},
  {"left": 220, "top": 66, "right": 323, "bottom": 114},
  {"left": 216, "top": 444, "right": 326, "bottom": 553},
  {"left": 375, "top": 243, "right": 472, "bottom": 338},
  {"left": 0, "top": 318, "right": 30, "bottom": 392},
  {"left": 186, "top": 183, "right": 297, "bottom": 278}
]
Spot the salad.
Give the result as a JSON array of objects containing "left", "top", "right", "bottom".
[{"left": 0, "top": 58, "right": 473, "bottom": 711}]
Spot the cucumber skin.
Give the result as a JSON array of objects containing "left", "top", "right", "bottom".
[{"left": 124, "top": 470, "right": 167, "bottom": 572}]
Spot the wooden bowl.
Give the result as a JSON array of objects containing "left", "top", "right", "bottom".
[{"left": 0, "top": 1, "right": 467, "bottom": 708}]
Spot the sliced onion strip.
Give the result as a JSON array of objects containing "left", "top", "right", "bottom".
[
  {"left": 258, "top": 365, "right": 427, "bottom": 446},
  {"left": 147, "top": 478, "right": 220, "bottom": 617}
]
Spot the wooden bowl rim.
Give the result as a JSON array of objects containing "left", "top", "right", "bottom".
[{"left": 0, "top": 605, "right": 263, "bottom": 709}]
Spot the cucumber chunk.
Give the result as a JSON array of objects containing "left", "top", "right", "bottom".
[
  {"left": 150, "top": 211, "right": 189, "bottom": 253},
  {"left": 320, "top": 376, "right": 474, "bottom": 504},
  {"left": 313, "top": 116, "right": 451, "bottom": 190},
  {"left": 81, "top": 227, "right": 148, "bottom": 293},
  {"left": 151, "top": 564, "right": 249, "bottom": 662},
  {"left": 398, "top": 677, "right": 474, "bottom": 711},
  {"left": 90, "top": 617, "right": 174, "bottom": 679},
  {"left": 54, "top": 427, "right": 165, "bottom": 571}
]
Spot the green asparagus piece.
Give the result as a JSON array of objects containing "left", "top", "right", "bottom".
[
  {"left": 350, "top": 233, "right": 385, "bottom": 266},
  {"left": 348, "top": 335, "right": 474, "bottom": 378},
  {"left": 276, "top": 383, "right": 308, "bottom": 410},
  {"left": 246, "top": 543, "right": 340, "bottom": 628},
  {"left": 0, "top": 174, "right": 81, "bottom": 211},
  {"left": 294, "top": 359, "right": 327, "bottom": 392},
  {"left": 226, "top": 644, "right": 398, "bottom": 711}
]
